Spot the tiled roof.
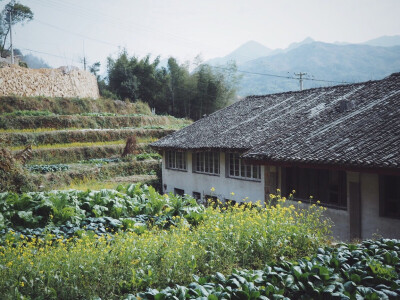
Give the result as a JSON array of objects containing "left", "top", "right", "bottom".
[{"left": 151, "top": 73, "right": 400, "bottom": 170}]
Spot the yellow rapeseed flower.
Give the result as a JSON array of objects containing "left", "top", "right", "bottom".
[{"left": 210, "top": 187, "right": 215, "bottom": 192}]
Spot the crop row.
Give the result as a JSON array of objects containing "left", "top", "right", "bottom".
[
  {"left": 0, "top": 183, "right": 196, "bottom": 239},
  {"left": 0, "top": 96, "right": 151, "bottom": 115},
  {"left": 31, "top": 160, "right": 160, "bottom": 190},
  {"left": 0, "top": 114, "right": 190, "bottom": 130},
  {"left": 27, "top": 164, "right": 70, "bottom": 174},
  {"left": 15, "top": 144, "right": 150, "bottom": 164},
  {"left": 134, "top": 239, "right": 400, "bottom": 300},
  {"left": 3, "top": 128, "right": 175, "bottom": 146},
  {"left": 0, "top": 190, "right": 331, "bottom": 298}
]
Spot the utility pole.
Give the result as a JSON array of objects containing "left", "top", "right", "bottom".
[
  {"left": 9, "top": 9, "right": 14, "bottom": 64},
  {"left": 295, "top": 72, "right": 307, "bottom": 91},
  {"left": 82, "top": 41, "right": 86, "bottom": 71}
]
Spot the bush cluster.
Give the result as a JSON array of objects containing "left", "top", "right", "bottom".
[{"left": 0, "top": 147, "right": 36, "bottom": 193}]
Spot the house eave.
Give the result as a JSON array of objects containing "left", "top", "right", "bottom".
[{"left": 243, "top": 157, "right": 400, "bottom": 176}]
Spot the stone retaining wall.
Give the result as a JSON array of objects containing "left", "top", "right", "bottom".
[{"left": 0, "top": 64, "right": 99, "bottom": 99}]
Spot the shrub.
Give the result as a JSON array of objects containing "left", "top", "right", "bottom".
[
  {"left": 0, "top": 147, "right": 36, "bottom": 193},
  {"left": 0, "top": 191, "right": 331, "bottom": 298}
]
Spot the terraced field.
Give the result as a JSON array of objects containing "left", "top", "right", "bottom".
[{"left": 0, "top": 96, "right": 191, "bottom": 190}]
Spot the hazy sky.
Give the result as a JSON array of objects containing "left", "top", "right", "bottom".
[{"left": 2, "top": 0, "right": 400, "bottom": 70}]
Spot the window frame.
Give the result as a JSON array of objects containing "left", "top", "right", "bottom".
[
  {"left": 193, "top": 151, "right": 220, "bottom": 176},
  {"left": 174, "top": 188, "right": 185, "bottom": 196},
  {"left": 284, "top": 166, "right": 347, "bottom": 209},
  {"left": 227, "top": 152, "right": 261, "bottom": 181},
  {"left": 379, "top": 174, "right": 400, "bottom": 219},
  {"left": 165, "top": 150, "right": 187, "bottom": 171}
]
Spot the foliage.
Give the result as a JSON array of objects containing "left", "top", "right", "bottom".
[
  {"left": 135, "top": 239, "right": 400, "bottom": 300},
  {"left": 135, "top": 152, "right": 162, "bottom": 161},
  {"left": 27, "top": 164, "right": 69, "bottom": 174},
  {"left": 0, "top": 190, "right": 331, "bottom": 298},
  {"left": 106, "top": 50, "right": 240, "bottom": 120},
  {"left": 4, "top": 127, "right": 178, "bottom": 147},
  {"left": 27, "top": 144, "right": 127, "bottom": 165},
  {"left": 79, "top": 157, "right": 122, "bottom": 165},
  {"left": 1, "top": 110, "right": 53, "bottom": 116},
  {"left": 0, "top": 146, "right": 35, "bottom": 193},
  {"left": 0, "top": 1, "right": 33, "bottom": 57},
  {"left": 0, "top": 95, "right": 151, "bottom": 115},
  {"left": 30, "top": 160, "right": 158, "bottom": 190},
  {"left": 0, "top": 184, "right": 199, "bottom": 232},
  {"left": 0, "top": 114, "right": 180, "bottom": 130}
]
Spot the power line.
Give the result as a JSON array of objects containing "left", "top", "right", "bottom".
[
  {"left": 211, "top": 66, "right": 352, "bottom": 85},
  {"left": 295, "top": 72, "right": 307, "bottom": 90},
  {"left": 34, "top": 19, "right": 120, "bottom": 48},
  {"left": 18, "top": 47, "right": 81, "bottom": 64}
]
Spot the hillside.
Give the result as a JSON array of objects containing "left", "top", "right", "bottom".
[
  {"left": 237, "top": 42, "right": 400, "bottom": 95},
  {"left": 206, "top": 36, "right": 400, "bottom": 96},
  {"left": 0, "top": 96, "right": 190, "bottom": 191},
  {"left": 206, "top": 40, "right": 272, "bottom": 65}
]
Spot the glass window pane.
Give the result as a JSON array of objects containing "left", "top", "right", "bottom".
[{"left": 214, "top": 152, "right": 219, "bottom": 174}]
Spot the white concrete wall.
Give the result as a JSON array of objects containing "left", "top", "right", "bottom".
[
  {"left": 162, "top": 151, "right": 265, "bottom": 204},
  {"left": 281, "top": 199, "right": 349, "bottom": 241},
  {"left": 163, "top": 155, "right": 400, "bottom": 240},
  {"left": 360, "top": 173, "right": 400, "bottom": 239}
]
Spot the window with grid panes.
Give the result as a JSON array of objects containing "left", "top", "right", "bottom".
[
  {"left": 284, "top": 167, "right": 347, "bottom": 209},
  {"left": 165, "top": 151, "right": 187, "bottom": 171},
  {"left": 228, "top": 153, "right": 261, "bottom": 181},
  {"left": 380, "top": 175, "right": 400, "bottom": 219},
  {"left": 194, "top": 152, "right": 220, "bottom": 175}
]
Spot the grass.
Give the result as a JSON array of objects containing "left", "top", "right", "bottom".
[
  {"left": 11, "top": 140, "right": 126, "bottom": 151},
  {"left": 60, "top": 177, "right": 155, "bottom": 191},
  {"left": 11, "top": 137, "right": 157, "bottom": 151},
  {"left": 61, "top": 179, "right": 130, "bottom": 190},
  {"left": 0, "top": 96, "right": 152, "bottom": 115},
  {"left": 0, "top": 125, "right": 187, "bottom": 134}
]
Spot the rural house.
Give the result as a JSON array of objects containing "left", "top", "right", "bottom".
[{"left": 151, "top": 73, "right": 400, "bottom": 241}]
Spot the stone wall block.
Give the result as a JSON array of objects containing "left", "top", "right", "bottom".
[{"left": 0, "top": 65, "right": 100, "bottom": 99}]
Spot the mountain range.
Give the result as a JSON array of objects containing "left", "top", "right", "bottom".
[{"left": 206, "top": 35, "right": 400, "bottom": 96}]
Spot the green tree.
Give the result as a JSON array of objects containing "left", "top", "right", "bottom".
[
  {"left": 0, "top": 1, "right": 33, "bottom": 57},
  {"left": 107, "top": 50, "right": 170, "bottom": 112},
  {"left": 105, "top": 50, "right": 240, "bottom": 120},
  {"left": 167, "top": 57, "right": 192, "bottom": 117},
  {"left": 191, "top": 61, "right": 239, "bottom": 120}
]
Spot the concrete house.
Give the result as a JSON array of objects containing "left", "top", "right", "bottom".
[{"left": 151, "top": 73, "right": 400, "bottom": 241}]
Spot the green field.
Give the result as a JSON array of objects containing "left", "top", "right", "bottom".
[{"left": 0, "top": 96, "right": 189, "bottom": 191}]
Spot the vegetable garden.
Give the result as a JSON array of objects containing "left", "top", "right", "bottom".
[
  {"left": 1, "top": 185, "right": 399, "bottom": 299},
  {"left": 0, "top": 96, "right": 189, "bottom": 190},
  {"left": 1, "top": 96, "right": 399, "bottom": 299}
]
